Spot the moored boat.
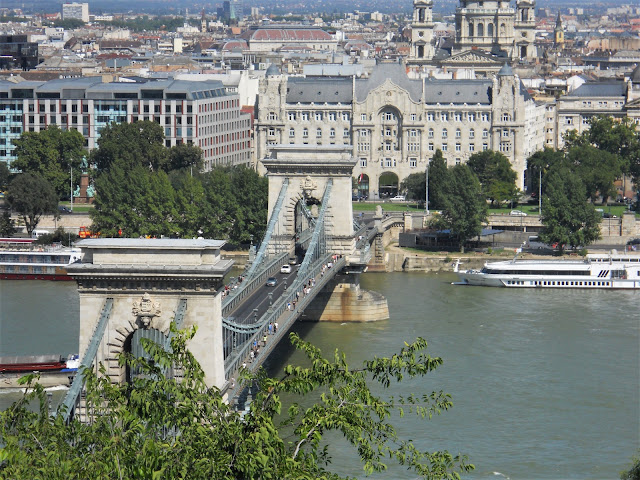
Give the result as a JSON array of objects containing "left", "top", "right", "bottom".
[
  {"left": 455, "top": 251, "right": 640, "bottom": 289},
  {"left": 0, "top": 246, "right": 82, "bottom": 281}
]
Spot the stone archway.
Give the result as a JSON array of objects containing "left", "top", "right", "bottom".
[
  {"left": 261, "top": 145, "right": 358, "bottom": 258},
  {"left": 356, "top": 173, "right": 370, "bottom": 199},
  {"left": 379, "top": 172, "right": 399, "bottom": 198}
]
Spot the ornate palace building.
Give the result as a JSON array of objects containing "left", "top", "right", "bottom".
[{"left": 256, "top": 62, "right": 545, "bottom": 197}]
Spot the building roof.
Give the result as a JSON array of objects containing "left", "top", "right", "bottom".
[
  {"left": 355, "top": 62, "right": 422, "bottom": 102},
  {"left": 566, "top": 81, "right": 626, "bottom": 98},
  {"left": 286, "top": 76, "right": 353, "bottom": 103},
  {"left": 265, "top": 63, "right": 281, "bottom": 76},
  {"left": 244, "top": 27, "right": 332, "bottom": 42},
  {"left": 498, "top": 63, "right": 513, "bottom": 76},
  {"left": 75, "top": 238, "right": 226, "bottom": 249},
  {"left": 423, "top": 78, "right": 492, "bottom": 104},
  {"left": 632, "top": 65, "right": 640, "bottom": 83}
]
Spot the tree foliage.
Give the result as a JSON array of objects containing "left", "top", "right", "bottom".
[
  {"left": 11, "top": 125, "right": 85, "bottom": 199},
  {"left": 90, "top": 121, "right": 168, "bottom": 172},
  {"left": 398, "top": 149, "right": 449, "bottom": 209},
  {"left": 0, "top": 210, "right": 16, "bottom": 237},
  {"left": 467, "top": 150, "right": 518, "bottom": 206},
  {"left": 0, "top": 327, "right": 474, "bottom": 480},
  {"left": 539, "top": 167, "right": 601, "bottom": 253},
  {"left": 621, "top": 451, "right": 640, "bottom": 480},
  {"left": 567, "top": 145, "right": 622, "bottom": 203},
  {"left": 6, "top": 173, "right": 58, "bottom": 236},
  {"left": 430, "top": 164, "right": 487, "bottom": 251},
  {"left": 0, "top": 161, "right": 11, "bottom": 190}
]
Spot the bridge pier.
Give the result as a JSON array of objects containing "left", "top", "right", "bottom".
[
  {"left": 301, "top": 271, "right": 389, "bottom": 322},
  {"left": 68, "top": 239, "right": 233, "bottom": 390}
]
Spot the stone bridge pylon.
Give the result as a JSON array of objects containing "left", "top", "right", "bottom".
[{"left": 261, "top": 145, "right": 357, "bottom": 258}]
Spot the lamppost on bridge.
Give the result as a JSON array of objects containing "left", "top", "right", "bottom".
[
  {"left": 253, "top": 308, "right": 258, "bottom": 321},
  {"left": 268, "top": 292, "right": 273, "bottom": 306},
  {"left": 284, "top": 279, "right": 287, "bottom": 290}
]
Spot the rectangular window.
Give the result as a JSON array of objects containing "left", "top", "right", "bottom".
[
  {"left": 455, "top": 143, "right": 461, "bottom": 152},
  {"left": 360, "top": 158, "right": 367, "bottom": 167},
  {"left": 361, "top": 113, "right": 367, "bottom": 121},
  {"left": 483, "top": 143, "right": 488, "bottom": 151},
  {"left": 342, "top": 112, "right": 350, "bottom": 121},
  {"left": 268, "top": 128, "right": 275, "bottom": 137},
  {"left": 454, "top": 113, "right": 461, "bottom": 122},
  {"left": 165, "top": 127, "right": 171, "bottom": 136},
  {"left": 441, "top": 113, "right": 448, "bottom": 121},
  {"left": 502, "top": 129, "right": 509, "bottom": 137},
  {"left": 481, "top": 113, "right": 489, "bottom": 122},
  {"left": 468, "top": 113, "right": 475, "bottom": 122},
  {"left": 455, "top": 158, "right": 461, "bottom": 165},
  {"left": 359, "top": 129, "right": 368, "bottom": 137},
  {"left": 442, "top": 144, "right": 448, "bottom": 152},
  {"left": 427, "top": 112, "right": 434, "bottom": 121},
  {"left": 385, "top": 158, "right": 393, "bottom": 167},
  {"left": 469, "top": 144, "right": 475, "bottom": 152},
  {"left": 328, "top": 112, "right": 336, "bottom": 121},
  {"left": 428, "top": 143, "right": 434, "bottom": 151},
  {"left": 410, "top": 158, "right": 417, "bottom": 167},
  {"left": 302, "top": 112, "right": 309, "bottom": 121},
  {"left": 410, "top": 113, "right": 417, "bottom": 121},
  {"left": 288, "top": 112, "right": 296, "bottom": 121},
  {"left": 343, "top": 129, "right": 349, "bottom": 138},
  {"left": 315, "top": 112, "right": 322, "bottom": 121}
]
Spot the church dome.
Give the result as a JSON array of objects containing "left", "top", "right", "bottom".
[
  {"left": 265, "top": 63, "right": 281, "bottom": 76},
  {"left": 498, "top": 63, "right": 513, "bottom": 76}
]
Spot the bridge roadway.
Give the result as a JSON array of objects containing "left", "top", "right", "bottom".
[{"left": 222, "top": 254, "right": 347, "bottom": 403}]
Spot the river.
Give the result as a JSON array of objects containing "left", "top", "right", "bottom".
[{"left": 1, "top": 273, "right": 638, "bottom": 479}]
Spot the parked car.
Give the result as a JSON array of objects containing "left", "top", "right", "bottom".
[
  {"left": 509, "top": 210, "right": 527, "bottom": 216},
  {"left": 266, "top": 277, "right": 278, "bottom": 287},
  {"left": 627, "top": 238, "right": 640, "bottom": 246},
  {"left": 58, "top": 205, "right": 72, "bottom": 214},
  {"left": 390, "top": 195, "right": 406, "bottom": 202},
  {"left": 280, "top": 264, "right": 292, "bottom": 274}
]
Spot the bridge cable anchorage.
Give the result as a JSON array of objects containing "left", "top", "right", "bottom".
[
  {"left": 298, "top": 179, "right": 333, "bottom": 277},
  {"left": 57, "top": 297, "right": 114, "bottom": 422},
  {"left": 244, "top": 178, "right": 289, "bottom": 280}
]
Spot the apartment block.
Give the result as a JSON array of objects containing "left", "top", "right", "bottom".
[{"left": 0, "top": 78, "right": 252, "bottom": 171}]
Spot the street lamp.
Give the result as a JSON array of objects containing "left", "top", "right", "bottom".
[{"left": 538, "top": 168, "right": 542, "bottom": 216}]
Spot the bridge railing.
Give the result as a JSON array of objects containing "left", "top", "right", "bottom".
[
  {"left": 222, "top": 251, "right": 288, "bottom": 316},
  {"left": 57, "top": 297, "right": 114, "bottom": 422},
  {"left": 224, "top": 254, "right": 346, "bottom": 382}
]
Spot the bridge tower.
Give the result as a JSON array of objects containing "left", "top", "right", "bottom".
[
  {"left": 261, "top": 145, "right": 357, "bottom": 258},
  {"left": 67, "top": 239, "right": 233, "bottom": 390}
]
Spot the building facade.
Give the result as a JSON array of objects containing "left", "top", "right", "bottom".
[
  {"left": 0, "top": 78, "right": 252, "bottom": 171},
  {"left": 256, "top": 62, "right": 545, "bottom": 196},
  {"left": 0, "top": 35, "right": 39, "bottom": 71},
  {"left": 62, "top": 3, "right": 90, "bottom": 23},
  {"left": 408, "top": 0, "right": 537, "bottom": 64}
]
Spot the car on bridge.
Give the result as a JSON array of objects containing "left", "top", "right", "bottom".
[
  {"left": 280, "top": 264, "right": 292, "bottom": 274},
  {"left": 509, "top": 210, "right": 527, "bottom": 216},
  {"left": 266, "top": 277, "right": 278, "bottom": 287},
  {"left": 390, "top": 195, "right": 406, "bottom": 202}
]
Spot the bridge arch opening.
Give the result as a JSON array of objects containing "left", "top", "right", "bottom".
[
  {"left": 379, "top": 172, "right": 399, "bottom": 198},
  {"left": 123, "top": 327, "right": 167, "bottom": 382}
]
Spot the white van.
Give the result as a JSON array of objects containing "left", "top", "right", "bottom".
[{"left": 31, "top": 229, "right": 49, "bottom": 239}]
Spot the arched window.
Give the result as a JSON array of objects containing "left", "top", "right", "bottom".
[
  {"left": 478, "top": 23, "right": 484, "bottom": 37},
  {"left": 442, "top": 128, "right": 448, "bottom": 139},
  {"left": 488, "top": 23, "right": 494, "bottom": 37},
  {"left": 428, "top": 128, "right": 434, "bottom": 138},
  {"left": 289, "top": 128, "right": 295, "bottom": 138},
  {"left": 468, "top": 22, "right": 474, "bottom": 37},
  {"left": 316, "top": 128, "right": 322, "bottom": 138}
]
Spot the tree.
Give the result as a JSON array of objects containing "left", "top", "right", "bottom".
[
  {"left": 567, "top": 145, "right": 622, "bottom": 203},
  {"left": 91, "top": 121, "right": 168, "bottom": 173},
  {"left": 467, "top": 150, "right": 518, "bottom": 206},
  {"left": 0, "top": 211, "right": 16, "bottom": 237},
  {"left": 0, "top": 161, "right": 11, "bottom": 190},
  {"left": 91, "top": 159, "right": 177, "bottom": 238},
  {"left": 526, "top": 148, "right": 565, "bottom": 196},
  {"left": 34, "top": 226, "right": 78, "bottom": 246},
  {"left": 428, "top": 149, "right": 449, "bottom": 210},
  {"left": 167, "top": 142, "right": 204, "bottom": 173},
  {"left": 399, "top": 172, "right": 425, "bottom": 201},
  {"left": 228, "top": 167, "right": 268, "bottom": 244},
  {"left": 0, "top": 327, "right": 474, "bottom": 479},
  {"left": 6, "top": 174, "right": 58, "bottom": 236},
  {"left": 621, "top": 451, "right": 640, "bottom": 480},
  {"left": 11, "top": 126, "right": 85, "bottom": 199},
  {"left": 539, "top": 167, "right": 601, "bottom": 253},
  {"left": 432, "top": 164, "right": 487, "bottom": 252}
]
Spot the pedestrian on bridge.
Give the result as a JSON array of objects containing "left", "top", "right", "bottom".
[
  {"left": 263, "top": 334, "right": 267, "bottom": 347},
  {"left": 274, "top": 322, "right": 278, "bottom": 333},
  {"left": 268, "top": 322, "right": 273, "bottom": 335}
]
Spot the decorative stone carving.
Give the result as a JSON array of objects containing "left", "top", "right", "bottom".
[
  {"left": 132, "top": 292, "right": 161, "bottom": 328},
  {"left": 301, "top": 175, "right": 318, "bottom": 197}
]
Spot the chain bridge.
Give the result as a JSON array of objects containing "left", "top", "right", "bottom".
[{"left": 60, "top": 145, "right": 388, "bottom": 421}]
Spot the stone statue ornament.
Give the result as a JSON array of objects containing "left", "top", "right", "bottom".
[
  {"left": 301, "top": 175, "right": 317, "bottom": 197},
  {"left": 132, "top": 292, "right": 162, "bottom": 328}
]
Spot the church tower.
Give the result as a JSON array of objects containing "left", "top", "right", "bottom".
[
  {"left": 554, "top": 12, "right": 564, "bottom": 47},
  {"left": 514, "top": 0, "right": 536, "bottom": 60},
  {"left": 409, "top": 0, "right": 435, "bottom": 63}
]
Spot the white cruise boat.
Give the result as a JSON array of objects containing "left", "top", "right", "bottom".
[{"left": 454, "top": 252, "right": 640, "bottom": 289}]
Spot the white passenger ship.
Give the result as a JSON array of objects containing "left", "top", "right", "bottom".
[{"left": 455, "top": 252, "right": 640, "bottom": 289}]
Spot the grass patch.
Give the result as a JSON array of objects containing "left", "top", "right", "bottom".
[
  {"left": 352, "top": 202, "right": 425, "bottom": 212},
  {"left": 60, "top": 202, "right": 94, "bottom": 213}
]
